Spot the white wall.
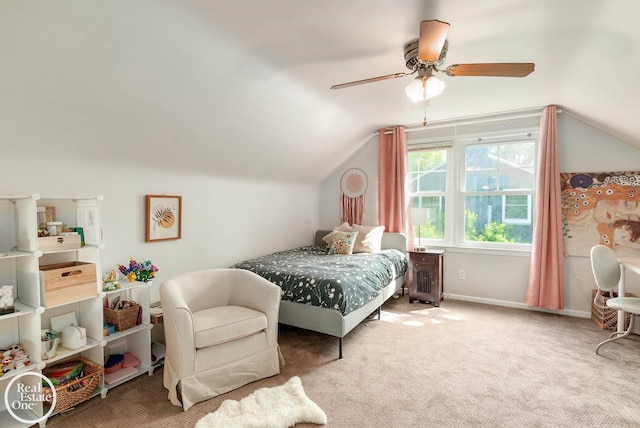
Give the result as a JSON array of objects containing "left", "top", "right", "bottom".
[
  {"left": 0, "top": 156, "right": 319, "bottom": 302},
  {"left": 318, "top": 137, "right": 380, "bottom": 227},
  {"left": 319, "top": 112, "right": 640, "bottom": 316}
]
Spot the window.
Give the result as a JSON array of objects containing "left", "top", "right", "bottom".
[
  {"left": 409, "top": 148, "right": 449, "bottom": 243},
  {"left": 502, "top": 194, "right": 532, "bottom": 224},
  {"left": 407, "top": 120, "right": 538, "bottom": 249},
  {"left": 462, "top": 139, "right": 536, "bottom": 245}
]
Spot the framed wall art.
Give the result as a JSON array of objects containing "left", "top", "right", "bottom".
[
  {"left": 561, "top": 171, "right": 640, "bottom": 257},
  {"left": 146, "top": 195, "right": 182, "bottom": 242}
]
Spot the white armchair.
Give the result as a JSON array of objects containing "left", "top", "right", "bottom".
[{"left": 160, "top": 268, "right": 281, "bottom": 410}]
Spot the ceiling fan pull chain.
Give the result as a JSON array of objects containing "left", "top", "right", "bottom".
[{"left": 423, "top": 101, "right": 428, "bottom": 126}]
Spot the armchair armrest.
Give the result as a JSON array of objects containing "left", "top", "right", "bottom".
[
  {"left": 160, "top": 279, "right": 196, "bottom": 377},
  {"left": 228, "top": 269, "right": 281, "bottom": 344}
]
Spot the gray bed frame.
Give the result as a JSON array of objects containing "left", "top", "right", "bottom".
[{"left": 277, "top": 230, "right": 407, "bottom": 359}]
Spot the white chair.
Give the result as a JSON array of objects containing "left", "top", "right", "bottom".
[
  {"left": 160, "top": 268, "right": 281, "bottom": 410},
  {"left": 590, "top": 245, "right": 640, "bottom": 354}
]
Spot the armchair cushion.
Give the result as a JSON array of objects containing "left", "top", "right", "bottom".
[{"left": 194, "top": 306, "right": 267, "bottom": 349}]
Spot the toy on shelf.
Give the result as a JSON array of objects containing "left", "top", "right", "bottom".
[
  {"left": 0, "top": 343, "right": 32, "bottom": 375},
  {"left": 117, "top": 258, "right": 158, "bottom": 283},
  {"left": 103, "top": 270, "right": 120, "bottom": 292},
  {"left": 41, "top": 329, "right": 60, "bottom": 360},
  {"left": 0, "top": 284, "right": 15, "bottom": 316}
]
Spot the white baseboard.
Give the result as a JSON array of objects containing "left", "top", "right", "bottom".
[{"left": 443, "top": 293, "right": 591, "bottom": 319}]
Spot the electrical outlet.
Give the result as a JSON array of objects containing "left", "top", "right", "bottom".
[{"left": 458, "top": 269, "right": 466, "bottom": 280}]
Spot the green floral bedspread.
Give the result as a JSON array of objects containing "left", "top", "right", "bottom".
[{"left": 232, "top": 245, "right": 407, "bottom": 315}]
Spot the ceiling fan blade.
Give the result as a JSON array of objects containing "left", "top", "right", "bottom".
[
  {"left": 330, "top": 72, "right": 411, "bottom": 90},
  {"left": 418, "top": 20, "right": 450, "bottom": 63},
  {"left": 445, "top": 63, "right": 535, "bottom": 77}
]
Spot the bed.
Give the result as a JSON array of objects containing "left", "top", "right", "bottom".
[{"left": 232, "top": 229, "right": 407, "bottom": 358}]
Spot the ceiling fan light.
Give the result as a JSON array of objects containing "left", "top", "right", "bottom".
[{"left": 404, "top": 75, "right": 445, "bottom": 102}]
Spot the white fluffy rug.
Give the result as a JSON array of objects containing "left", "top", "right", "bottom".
[{"left": 195, "top": 376, "right": 327, "bottom": 428}]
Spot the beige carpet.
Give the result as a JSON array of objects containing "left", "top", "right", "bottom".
[{"left": 45, "top": 296, "right": 640, "bottom": 427}]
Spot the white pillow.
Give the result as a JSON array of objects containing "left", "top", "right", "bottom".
[
  {"left": 322, "top": 222, "right": 352, "bottom": 246},
  {"left": 351, "top": 224, "right": 385, "bottom": 253}
]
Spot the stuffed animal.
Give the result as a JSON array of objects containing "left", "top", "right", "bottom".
[{"left": 0, "top": 285, "right": 14, "bottom": 309}]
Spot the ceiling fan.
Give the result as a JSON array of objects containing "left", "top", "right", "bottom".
[{"left": 330, "top": 20, "right": 534, "bottom": 104}]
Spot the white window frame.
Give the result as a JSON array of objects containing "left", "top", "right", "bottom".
[
  {"left": 457, "top": 132, "right": 538, "bottom": 250},
  {"left": 408, "top": 144, "right": 453, "bottom": 245},
  {"left": 502, "top": 194, "right": 532, "bottom": 225},
  {"left": 408, "top": 126, "right": 538, "bottom": 250}
]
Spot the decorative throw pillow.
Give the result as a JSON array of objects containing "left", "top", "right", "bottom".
[
  {"left": 351, "top": 224, "right": 385, "bottom": 253},
  {"left": 322, "top": 222, "right": 352, "bottom": 246},
  {"left": 328, "top": 231, "right": 359, "bottom": 255}
]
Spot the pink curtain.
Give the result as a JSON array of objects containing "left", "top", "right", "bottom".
[
  {"left": 378, "top": 126, "right": 410, "bottom": 241},
  {"left": 525, "top": 105, "right": 564, "bottom": 310}
]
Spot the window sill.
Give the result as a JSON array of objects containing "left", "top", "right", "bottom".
[{"left": 415, "top": 244, "right": 532, "bottom": 257}]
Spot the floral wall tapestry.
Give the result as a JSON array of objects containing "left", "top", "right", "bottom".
[{"left": 561, "top": 171, "right": 640, "bottom": 257}]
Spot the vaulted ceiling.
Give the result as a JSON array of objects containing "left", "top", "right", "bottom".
[{"left": 2, "top": 1, "right": 639, "bottom": 184}]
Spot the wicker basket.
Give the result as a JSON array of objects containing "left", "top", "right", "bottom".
[
  {"left": 44, "top": 358, "right": 103, "bottom": 412},
  {"left": 591, "top": 289, "right": 636, "bottom": 330},
  {"left": 104, "top": 301, "right": 141, "bottom": 332}
]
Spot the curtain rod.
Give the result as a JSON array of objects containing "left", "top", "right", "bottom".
[{"left": 377, "top": 106, "right": 562, "bottom": 135}]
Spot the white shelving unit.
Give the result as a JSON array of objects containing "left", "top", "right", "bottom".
[
  {"left": 100, "top": 280, "right": 154, "bottom": 398},
  {"left": 0, "top": 194, "right": 155, "bottom": 426},
  {"left": 0, "top": 195, "right": 43, "bottom": 428},
  {"left": 0, "top": 194, "right": 106, "bottom": 427},
  {"left": 35, "top": 196, "right": 104, "bottom": 426}
]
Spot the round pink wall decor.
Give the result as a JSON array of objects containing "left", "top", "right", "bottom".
[{"left": 340, "top": 168, "right": 368, "bottom": 224}]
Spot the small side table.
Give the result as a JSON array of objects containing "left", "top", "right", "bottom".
[
  {"left": 149, "top": 303, "right": 165, "bottom": 373},
  {"left": 407, "top": 249, "right": 444, "bottom": 306}
]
